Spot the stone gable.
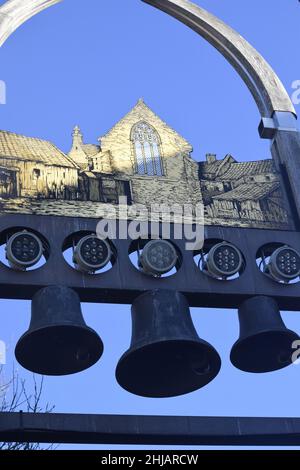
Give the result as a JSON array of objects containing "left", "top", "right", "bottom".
[{"left": 100, "top": 99, "right": 193, "bottom": 179}]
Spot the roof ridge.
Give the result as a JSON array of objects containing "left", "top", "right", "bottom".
[
  {"left": 199, "top": 157, "right": 274, "bottom": 165},
  {"left": 224, "top": 181, "right": 279, "bottom": 188},
  {"left": 0, "top": 128, "right": 58, "bottom": 144}
]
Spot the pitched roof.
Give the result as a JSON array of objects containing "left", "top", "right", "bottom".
[
  {"left": 100, "top": 99, "right": 192, "bottom": 151},
  {"left": 0, "top": 130, "right": 78, "bottom": 168},
  {"left": 199, "top": 160, "right": 224, "bottom": 176},
  {"left": 217, "top": 160, "right": 275, "bottom": 180},
  {"left": 82, "top": 144, "right": 100, "bottom": 157},
  {"left": 199, "top": 155, "right": 236, "bottom": 178},
  {"left": 212, "top": 182, "right": 280, "bottom": 201}
]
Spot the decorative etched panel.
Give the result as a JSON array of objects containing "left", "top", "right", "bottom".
[
  {"left": 199, "top": 156, "right": 292, "bottom": 230},
  {"left": 0, "top": 108, "right": 293, "bottom": 231}
]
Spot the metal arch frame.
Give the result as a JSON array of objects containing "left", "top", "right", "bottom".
[
  {"left": 0, "top": 0, "right": 61, "bottom": 47},
  {"left": 0, "top": 0, "right": 296, "bottom": 120},
  {"left": 143, "top": 0, "right": 296, "bottom": 120}
]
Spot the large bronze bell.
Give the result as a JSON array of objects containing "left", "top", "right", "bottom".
[
  {"left": 15, "top": 285, "right": 103, "bottom": 375},
  {"left": 116, "top": 290, "right": 221, "bottom": 398},
  {"left": 230, "top": 296, "right": 299, "bottom": 373}
]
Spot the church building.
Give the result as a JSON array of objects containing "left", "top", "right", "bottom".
[{"left": 67, "top": 98, "right": 202, "bottom": 209}]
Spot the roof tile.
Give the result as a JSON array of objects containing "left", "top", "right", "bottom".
[
  {"left": 212, "top": 182, "right": 280, "bottom": 201},
  {"left": 0, "top": 130, "right": 78, "bottom": 168}
]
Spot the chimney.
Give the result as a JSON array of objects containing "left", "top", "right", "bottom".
[{"left": 206, "top": 153, "right": 217, "bottom": 164}]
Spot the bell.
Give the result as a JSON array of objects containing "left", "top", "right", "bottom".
[
  {"left": 15, "top": 285, "right": 103, "bottom": 376},
  {"left": 116, "top": 290, "right": 221, "bottom": 398},
  {"left": 230, "top": 296, "right": 299, "bottom": 373}
]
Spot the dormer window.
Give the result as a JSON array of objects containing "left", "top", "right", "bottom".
[{"left": 131, "top": 122, "right": 164, "bottom": 176}]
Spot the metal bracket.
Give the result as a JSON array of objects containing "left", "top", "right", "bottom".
[{"left": 259, "top": 112, "right": 299, "bottom": 139}]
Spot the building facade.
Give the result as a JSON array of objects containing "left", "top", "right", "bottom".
[
  {"left": 0, "top": 100, "right": 292, "bottom": 230},
  {"left": 0, "top": 130, "right": 78, "bottom": 199},
  {"left": 199, "top": 155, "right": 290, "bottom": 228}
]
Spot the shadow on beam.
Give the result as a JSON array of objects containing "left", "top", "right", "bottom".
[{"left": 1, "top": 413, "right": 300, "bottom": 446}]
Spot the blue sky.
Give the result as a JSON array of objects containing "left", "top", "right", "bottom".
[{"left": 0, "top": 0, "right": 300, "bottom": 450}]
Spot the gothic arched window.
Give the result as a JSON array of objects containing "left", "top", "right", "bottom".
[{"left": 131, "top": 122, "right": 164, "bottom": 176}]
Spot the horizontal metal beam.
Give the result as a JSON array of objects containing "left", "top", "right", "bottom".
[
  {"left": 1, "top": 412, "right": 300, "bottom": 446},
  {"left": 0, "top": 214, "right": 300, "bottom": 311}
]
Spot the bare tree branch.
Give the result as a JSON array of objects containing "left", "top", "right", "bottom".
[{"left": 0, "top": 365, "right": 56, "bottom": 450}]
